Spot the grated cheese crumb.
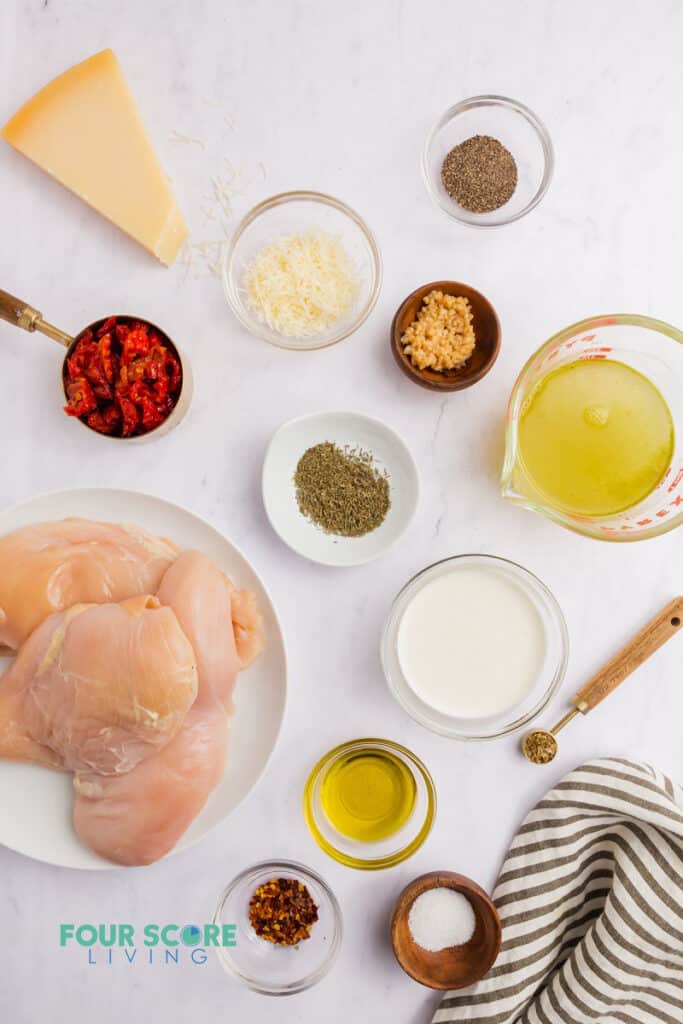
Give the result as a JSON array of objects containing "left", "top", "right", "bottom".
[{"left": 244, "top": 231, "right": 358, "bottom": 338}]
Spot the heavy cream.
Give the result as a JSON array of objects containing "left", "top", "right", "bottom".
[{"left": 396, "top": 565, "right": 545, "bottom": 719}]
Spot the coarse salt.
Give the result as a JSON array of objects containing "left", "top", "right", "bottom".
[{"left": 408, "top": 887, "right": 476, "bottom": 952}]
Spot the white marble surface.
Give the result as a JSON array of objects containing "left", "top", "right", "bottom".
[{"left": 0, "top": 0, "right": 681, "bottom": 1020}]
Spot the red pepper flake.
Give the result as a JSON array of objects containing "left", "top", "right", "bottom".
[
  {"left": 248, "top": 878, "right": 319, "bottom": 946},
  {"left": 63, "top": 316, "right": 182, "bottom": 437}
]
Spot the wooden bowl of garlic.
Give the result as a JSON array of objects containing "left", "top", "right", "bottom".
[{"left": 391, "top": 280, "right": 501, "bottom": 391}]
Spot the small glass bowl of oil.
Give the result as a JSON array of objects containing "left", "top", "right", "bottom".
[{"left": 303, "top": 738, "right": 436, "bottom": 870}]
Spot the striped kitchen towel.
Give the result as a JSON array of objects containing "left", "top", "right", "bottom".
[{"left": 434, "top": 758, "right": 683, "bottom": 1024}]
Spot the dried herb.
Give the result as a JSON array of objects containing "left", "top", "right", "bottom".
[
  {"left": 441, "top": 135, "right": 517, "bottom": 213},
  {"left": 523, "top": 731, "right": 557, "bottom": 765},
  {"left": 294, "top": 441, "right": 391, "bottom": 537},
  {"left": 248, "top": 877, "right": 319, "bottom": 946}
]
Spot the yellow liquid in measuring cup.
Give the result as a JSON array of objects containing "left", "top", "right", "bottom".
[
  {"left": 518, "top": 359, "right": 674, "bottom": 517},
  {"left": 320, "top": 749, "right": 416, "bottom": 843}
]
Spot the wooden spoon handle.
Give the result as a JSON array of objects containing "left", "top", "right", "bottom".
[
  {"left": 573, "top": 597, "right": 683, "bottom": 713},
  {"left": 0, "top": 287, "right": 43, "bottom": 332}
]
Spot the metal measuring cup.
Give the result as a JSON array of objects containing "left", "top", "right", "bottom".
[{"left": 0, "top": 288, "right": 192, "bottom": 441}]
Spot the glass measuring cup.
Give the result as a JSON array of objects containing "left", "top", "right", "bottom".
[{"left": 501, "top": 314, "right": 683, "bottom": 541}]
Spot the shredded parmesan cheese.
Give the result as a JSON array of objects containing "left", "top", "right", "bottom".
[{"left": 244, "top": 231, "right": 358, "bottom": 338}]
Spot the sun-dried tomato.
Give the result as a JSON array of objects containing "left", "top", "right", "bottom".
[
  {"left": 67, "top": 330, "right": 96, "bottom": 378},
  {"left": 152, "top": 379, "right": 174, "bottom": 409},
  {"left": 121, "top": 325, "right": 153, "bottom": 365},
  {"left": 84, "top": 354, "right": 113, "bottom": 402},
  {"left": 117, "top": 393, "right": 140, "bottom": 437},
  {"left": 64, "top": 377, "right": 97, "bottom": 417},
  {"left": 98, "top": 333, "right": 117, "bottom": 384},
  {"left": 63, "top": 316, "right": 181, "bottom": 437},
  {"left": 96, "top": 316, "right": 117, "bottom": 338},
  {"left": 86, "top": 405, "right": 121, "bottom": 435},
  {"left": 127, "top": 381, "right": 165, "bottom": 431},
  {"left": 165, "top": 352, "right": 182, "bottom": 393}
]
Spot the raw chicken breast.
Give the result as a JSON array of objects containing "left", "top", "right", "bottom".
[
  {"left": 73, "top": 551, "right": 264, "bottom": 865},
  {"left": 0, "top": 595, "right": 198, "bottom": 774},
  {"left": 73, "top": 707, "right": 229, "bottom": 866},
  {"left": 156, "top": 551, "right": 243, "bottom": 712},
  {"left": 231, "top": 588, "right": 265, "bottom": 668},
  {"left": 0, "top": 518, "right": 179, "bottom": 651}
]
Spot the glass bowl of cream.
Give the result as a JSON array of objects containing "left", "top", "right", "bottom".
[{"left": 381, "top": 554, "right": 568, "bottom": 740}]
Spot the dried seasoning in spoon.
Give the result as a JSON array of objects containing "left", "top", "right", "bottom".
[{"left": 294, "top": 441, "right": 391, "bottom": 537}]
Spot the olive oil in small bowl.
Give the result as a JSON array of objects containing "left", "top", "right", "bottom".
[{"left": 303, "top": 738, "right": 436, "bottom": 870}]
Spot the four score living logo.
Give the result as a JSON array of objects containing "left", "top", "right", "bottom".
[{"left": 59, "top": 922, "right": 237, "bottom": 965}]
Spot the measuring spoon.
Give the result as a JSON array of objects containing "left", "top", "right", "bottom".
[
  {"left": 0, "top": 287, "right": 192, "bottom": 441},
  {"left": 523, "top": 596, "right": 683, "bottom": 764}
]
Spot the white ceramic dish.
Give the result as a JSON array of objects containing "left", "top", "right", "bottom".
[
  {"left": 262, "top": 411, "right": 419, "bottom": 567},
  {"left": 0, "top": 488, "right": 287, "bottom": 870}
]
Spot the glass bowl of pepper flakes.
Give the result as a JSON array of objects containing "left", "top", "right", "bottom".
[
  {"left": 213, "top": 859, "right": 343, "bottom": 995},
  {"left": 422, "top": 95, "right": 554, "bottom": 227}
]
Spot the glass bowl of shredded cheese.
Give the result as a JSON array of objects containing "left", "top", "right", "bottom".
[{"left": 222, "top": 191, "right": 382, "bottom": 350}]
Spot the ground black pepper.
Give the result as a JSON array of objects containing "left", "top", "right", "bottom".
[
  {"left": 294, "top": 441, "right": 391, "bottom": 537},
  {"left": 441, "top": 135, "right": 517, "bottom": 213}
]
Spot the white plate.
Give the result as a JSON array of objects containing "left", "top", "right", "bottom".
[
  {"left": 0, "top": 488, "right": 287, "bottom": 870},
  {"left": 262, "top": 411, "right": 419, "bottom": 567}
]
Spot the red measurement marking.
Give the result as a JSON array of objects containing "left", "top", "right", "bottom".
[
  {"left": 671, "top": 495, "right": 683, "bottom": 508},
  {"left": 668, "top": 467, "right": 683, "bottom": 492},
  {"left": 656, "top": 509, "right": 669, "bottom": 518},
  {"left": 637, "top": 518, "right": 653, "bottom": 526}
]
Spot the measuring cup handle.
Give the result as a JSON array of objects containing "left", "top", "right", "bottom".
[
  {"left": 0, "top": 289, "right": 72, "bottom": 347},
  {"left": 573, "top": 597, "right": 683, "bottom": 713},
  {"left": 0, "top": 288, "right": 43, "bottom": 332}
]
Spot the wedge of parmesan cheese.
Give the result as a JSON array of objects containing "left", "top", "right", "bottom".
[{"left": 2, "top": 49, "right": 187, "bottom": 266}]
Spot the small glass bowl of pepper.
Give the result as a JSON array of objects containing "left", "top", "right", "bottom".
[
  {"left": 213, "top": 859, "right": 343, "bottom": 995},
  {"left": 423, "top": 95, "right": 554, "bottom": 227}
]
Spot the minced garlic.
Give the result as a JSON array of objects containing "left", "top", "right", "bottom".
[
  {"left": 244, "top": 230, "right": 358, "bottom": 338},
  {"left": 401, "top": 290, "right": 476, "bottom": 371}
]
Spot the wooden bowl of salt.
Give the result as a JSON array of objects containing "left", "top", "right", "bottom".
[{"left": 391, "top": 871, "right": 501, "bottom": 990}]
